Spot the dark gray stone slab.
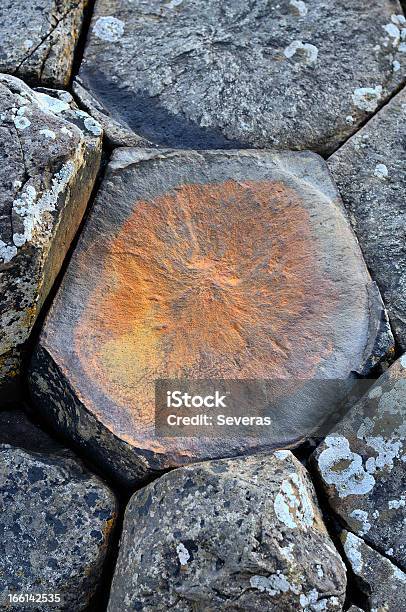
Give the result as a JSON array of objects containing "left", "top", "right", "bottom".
[
  {"left": 329, "top": 86, "right": 406, "bottom": 351},
  {"left": 29, "top": 148, "right": 392, "bottom": 485},
  {"left": 341, "top": 531, "right": 406, "bottom": 612},
  {"left": 0, "top": 0, "right": 87, "bottom": 86},
  {"left": 0, "top": 409, "right": 117, "bottom": 611},
  {"left": 75, "top": 0, "right": 405, "bottom": 152},
  {"left": 108, "top": 452, "right": 347, "bottom": 611},
  {"left": 312, "top": 355, "right": 406, "bottom": 571},
  {"left": 0, "top": 74, "right": 102, "bottom": 401}
]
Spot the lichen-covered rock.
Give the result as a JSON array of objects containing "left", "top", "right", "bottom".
[
  {"left": 74, "top": 0, "right": 405, "bottom": 152},
  {"left": 0, "top": 74, "right": 102, "bottom": 401},
  {"left": 108, "top": 452, "right": 347, "bottom": 611},
  {"left": 0, "top": 0, "right": 88, "bottom": 86},
  {"left": 312, "top": 355, "right": 406, "bottom": 570},
  {"left": 329, "top": 87, "right": 406, "bottom": 350},
  {"left": 29, "top": 148, "right": 391, "bottom": 485},
  {"left": 341, "top": 531, "right": 406, "bottom": 612},
  {"left": 0, "top": 409, "right": 117, "bottom": 611}
]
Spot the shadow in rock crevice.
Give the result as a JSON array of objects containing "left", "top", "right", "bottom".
[{"left": 79, "top": 68, "right": 247, "bottom": 149}]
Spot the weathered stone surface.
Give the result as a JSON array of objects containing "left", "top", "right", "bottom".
[
  {"left": 312, "top": 355, "right": 406, "bottom": 570},
  {"left": 0, "top": 0, "right": 87, "bottom": 86},
  {"left": 341, "top": 531, "right": 406, "bottom": 612},
  {"left": 108, "top": 452, "right": 347, "bottom": 611},
  {"left": 0, "top": 408, "right": 117, "bottom": 611},
  {"left": 29, "top": 148, "right": 391, "bottom": 485},
  {"left": 0, "top": 74, "right": 102, "bottom": 400},
  {"left": 74, "top": 0, "right": 405, "bottom": 152},
  {"left": 329, "top": 86, "right": 406, "bottom": 350}
]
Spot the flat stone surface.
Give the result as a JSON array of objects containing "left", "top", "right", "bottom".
[
  {"left": 0, "top": 408, "right": 117, "bottom": 611},
  {"left": 0, "top": 0, "right": 87, "bottom": 86},
  {"left": 312, "top": 355, "right": 406, "bottom": 571},
  {"left": 329, "top": 86, "right": 406, "bottom": 351},
  {"left": 108, "top": 452, "right": 347, "bottom": 611},
  {"left": 341, "top": 531, "right": 406, "bottom": 612},
  {"left": 74, "top": 0, "right": 405, "bottom": 152},
  {"left": 0, "top": 74, "right": 102, "bottom": 400},
  {"left": 29, "top": 148, "right": 391, "bottom": 485}
]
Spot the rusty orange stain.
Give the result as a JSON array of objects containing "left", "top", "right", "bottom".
[{"left": 74, "top": 179, "right": 338, "bottom": 444}]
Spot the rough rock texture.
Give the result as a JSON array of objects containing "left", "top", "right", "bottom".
[
  {"left": 329, "top": 86, "right": 406, "bottom": 351},
  {"left": 74, "top": 0, "right": 405, "bottom": 152},
  {"left": 0, "top": 409, "right": 117, "bottom": 611},
  {"left": 0, "top": 0, "right": 88, "bottom": 86},
  {"left": 0, "top": 74, "right": 102, "bottom": 400},
  {"left": 29, "top": 148, "right": 392, "bottom": 485},
  {"left": 341, "top": 531, "right": 406, "bottom": 612},
  {"left": 312, "top": 355, "right": 406, "bottom": 570},
  {"left": 108, "top": 452, "right": 347, "bottom": 611}
]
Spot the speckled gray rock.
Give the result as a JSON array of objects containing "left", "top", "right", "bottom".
[
  {"left": 329, "top": 86, "right": 406, "bottom": 350},
  {"left": 312, "top": 355, "right": 406, "bottom": 571},
  {"left": 108, "top": 452, "right": 347, "bottom": 611},
  {"left": 0, "top": 0, "right": 88, "bottom": 86},
  {"left": 341, "top": 531, "right": 406, "bottom": 612},
  {"left": 0, "top": 409, "right": 117, "bottom": 611},
  {"left": 74, "top": 0, "right": 405, "bottom": 152},
  {"left": 0, "top": 74, "right": 102, "bottom": 401}
]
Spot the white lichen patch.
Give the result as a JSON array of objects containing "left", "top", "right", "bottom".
[
  {"left": 393, "top": 60, "right": 401, "bottom": 72},
  {"left": 388, "top": 495, "right": 406, "bottom": 509},
  {"left": 400, "top": 354, "right": 406, "bottom": 368},
  {"left": 374, "top": 163, "right": 389, "bottom": 180},
  {"left": 284, "top": 40, "right": 318, "bottom": 66},
  {"left": 393, "top": 567, "right": 406, "bottom": 582},
  {"left": 342, "top": 532, "right": 363, "bottom": 574},
  {"left": 345, "top": 115, "right": 354, "bottom": 125},
  {"left": 349, "top": 509, "right": 371, "bottom": 536},
  {"left": 383, "top": 23, "right": 401, "bottom": 47},
  {"left": 274, "top": 450, "right": 291, "bottom": 460},
  {"left": 352, "top": 86, "right": 382, "bottom": 112},
  {"left": 391, "top": 14, "right": 406, "bottom": 26},
  {"left": 289, "top": 0, "right": 308, "bottom": 17},
  {"left": 317, "top": 435, "right": 375, "bottom": 498},
  {"left": 274, "top": 473, "right": 314, "bottom": 529},
  {"left": 39, "top": 129, "right": 56, "bottom": 140},
  {"left": 13, "top": 115, "right": 31, "bottom": 130},
  {"left": 250, "top": 572, "right": 300, "bottom": 596},
  {"left": 12, "top": 162, "right": 75, "bottom": 249},
  {"left": 176, "top": 542, "right": 190, "bottom": 566},
  {"left": 0, "top": 240, "right": 18, "bottom": 264},
  {"left": 93, "top": 16, "right": 125, "bottom": 42},
  {"left": 84, "top": 116, "right": 103, "bottom": 136},
  {"left": 34, "top": 92, "right": 70, "bottom": 115}
]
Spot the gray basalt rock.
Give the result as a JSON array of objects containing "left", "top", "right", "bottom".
[
  {"left": 341, "top": 531, "right": 406, "bottom": 612},
  {"left": 329, "top": 86, "right": 406, "bottom": 350},
  {"left": 312, "top": 355, "right": 406, "bottom": 571},
  {"left": 29, "top": 148, "right": 392, "bottom": 485},
  {"left": 0, "top": 409, "right": 117, "bottom": 611},
  {"left": 74, "top": 0, "right": 405, "bottom": 152},
  {"left": 108, "top": 452, "right": 347, "bottom": 611},
  {"left": 0, "top": 0, "right": 88, "bottom": 86},
  {"left": 0, "top": 74, "right": 102, "bottom": 401}
]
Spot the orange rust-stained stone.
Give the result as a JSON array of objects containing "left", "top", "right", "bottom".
[{"left": 29, "top": 149, "right": 391, "bottom": 485}]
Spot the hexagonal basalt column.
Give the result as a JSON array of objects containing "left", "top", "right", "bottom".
[
  {"left": 0, "top": 74, "right": 102, "bottom": 401},
  {"left": 74, "top": 0, "right": 405, "bottom": 152},
  {"left": 30, "top": 149, "right": 391, "bottom": 485},
  {"left": 0, "top": 0, "right": 88, "bottom": 87}
]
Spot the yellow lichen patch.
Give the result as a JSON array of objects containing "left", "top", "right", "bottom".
[{"left": 74, "top": 179, "right": 338, "bottom": 435}]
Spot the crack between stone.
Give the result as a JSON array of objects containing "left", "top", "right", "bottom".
[
  {"left": 344, "top": 526, "right": 405, "bottom": 575},
  {"left": 13, "top": 2, "right": 82, "bottom": 76},
  {"left": 327, "top": 79, "right": 406, "bottom": 159}
]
